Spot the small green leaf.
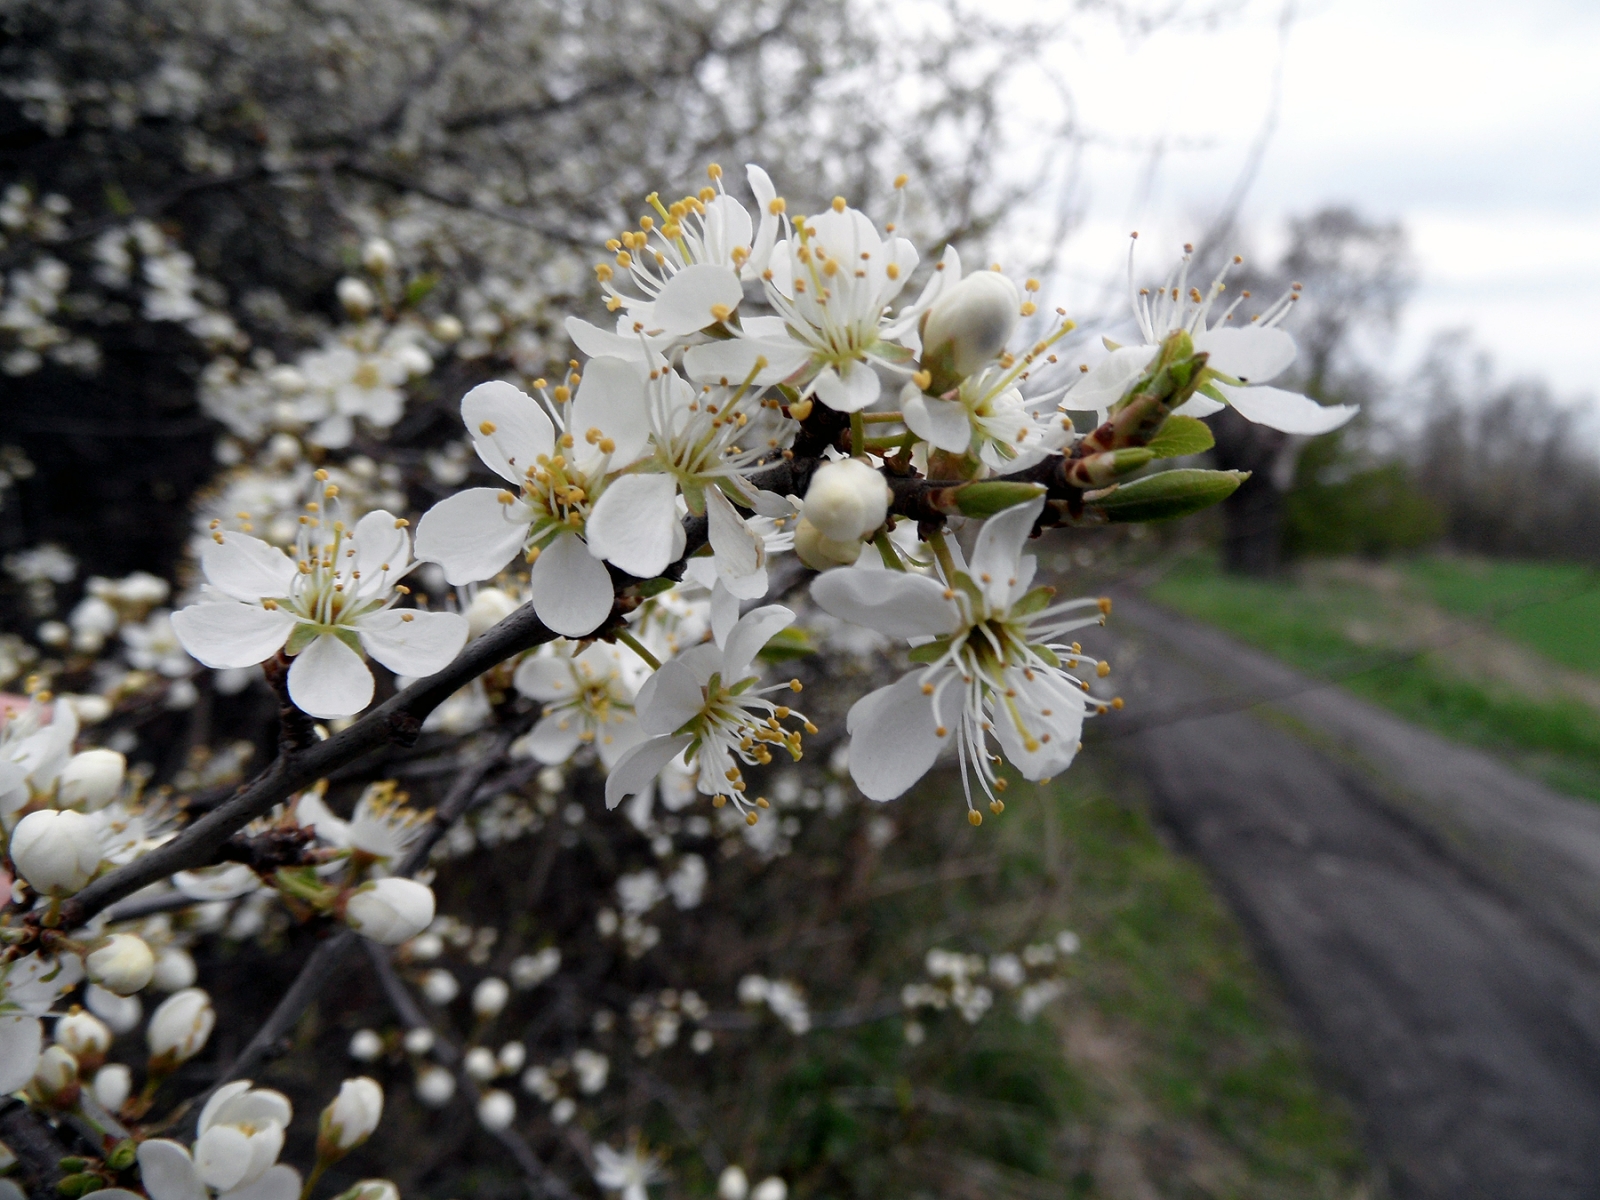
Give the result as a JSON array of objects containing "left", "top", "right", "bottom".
[
  {"left": 1090, "top": 469, "right": 1248, "bottom": 523},
  {"left": 1146, "top": 414, "right": 1215, "bottom": 459},
  {"left": 756, "top": 626, "right": 814, "bottom": 664},
  {"left": 635, "top": 577, "right": 677, "bottom": 598},
  {"left": 954, "top": 480, "right": 1047, "bottom": 518},
  {"left": 404, "top": 273, "right": 439, "bottom": 307}
]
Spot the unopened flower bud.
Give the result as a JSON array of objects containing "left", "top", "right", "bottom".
[
  {"left": 464, "top": 1046, "right": 498, "bottom": 1081},
  {"left": 472, "top": 977, "right": 509, "bottom": 1019},
  {"left": 55, "top": 1009, "right": 112, "bottom": 1070},
  {"left": 332, "top": 1181, "right": 401, "bottom": 1200},
  {"left": 93, "top": 1063, "right": 132, "bottom": 1112},
  {"left": 432, "top": 314, "right": 464, "bottom": 343},
  {"left": 348, "top": 1029, "right": 383, "bottom": 1062},
  {"left": 751, "top": 1178, "right": 788, "bottom": 1200},
  {"left": 466, "top": 588, "right": 520, "bottom": 640},
  {"left": 361, "top": 238, "right": 397, "bottom": 275},
  {"left": 11, "top": 809, "right": 103, "bottom": 896},
  {"left": 477, "top": 1089, "right": 515, "bottom": 1130},
  {"left": 151, "top": 946, "right": 197, "bottom": 992},
  {"left": 344, "top": 878, "right": 436, "bottom": 945},
  {"left": 415, "top": 1065, "right": 455, "bottom": 1108},
  {"left": 402, "top": 1027, "right": 435, "bottom": 1055},
  {"left": 87, "top": 934, "right": 155, "bottom": 996},
  {"left": 718, "top": 1165, "right": 750, "bottom": 1200},
  {"left": 337, "top": 277, "right": 375, "bottom": 317},
  {"left": 792, "top": 517, "right": 864, "bottom": 570},
  {"left": 920, "top": 270, "right": 1020, "bottom": 385},
  {"left": 57, "top": 749, "right": 125, "bottom": 811},
  {"left": 147, "top": 988, "right": 215, "bottom": 1067},
  {"left": 802, "top": 459, "right": 890, "bottom": 543},
  {"left": 497, "top": 1041, "right": 526, "bottom": 1074},
  {"left": 85, "top": 985, "right": 141, "bottom": 1034},
  {"left": 319, "top": 1076, "right": 384, "bottom": 1158},
  {"left": 30, "top": 1044, "right": 79, "bottom": 1107},
  {"left": 421, "top": 969, "right": 459, "bottom": 1005}
]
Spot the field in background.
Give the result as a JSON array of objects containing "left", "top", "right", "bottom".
[{"left": 1148, "top": 554, "right": 1600, "bottom": 802}]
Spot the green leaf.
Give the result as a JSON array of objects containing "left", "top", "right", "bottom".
[
  {"left": 635, "top": 577, "right": 677, "bottom": 598},
  {"left": 1090, "top": 469, "right": 1248, "bottom": 523},
  {"left": 955, "top": 480, "right": 1047, "bottom": 518},
  {"left": 756, "top": 626, "right": 814, "bottom": 664},
  {"left": 404, "top": 273, "right": 439, "bottom": 307},
  {"left": 1146, "top": 414, "right": 1216, "bottom": 459}
]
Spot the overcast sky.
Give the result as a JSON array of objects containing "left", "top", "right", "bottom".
[{"left": 1019, "top": 0, "right": 1600, "bottom": 397}]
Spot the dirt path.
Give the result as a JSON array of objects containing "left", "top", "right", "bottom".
[{"left": 1097, "top": 595, "right": 1600, "bottom": 1200}]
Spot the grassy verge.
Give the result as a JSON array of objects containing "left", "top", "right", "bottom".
[{"left": 1149, "top": 553, "right": 1600, "bottom": 802}]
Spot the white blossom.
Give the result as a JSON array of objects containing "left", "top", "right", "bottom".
[
  {"left": 593, "top": 1141, "right": 667, "bottom": 1200},
  {"left": 319, "top": 1077, "right": 383, "bottom": 1154},
  {"left": 10, "top": 808, "right": 103, "bottom": 895},
  {"left": 513, "top": 642, "right": 646, "bottom": 770},
  {"left": 344, "top": 878, "right": 436, "bottom": 945},
  {"left": 86, "top": 933, "right": 155, "bottom": 995},
  {"left": 147, "top": 987, "right": 215, "bottom": 1065}
]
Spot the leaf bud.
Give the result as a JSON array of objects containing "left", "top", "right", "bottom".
[
  {"left": 11, "top": 809, "right": 103, "bottom": 896},
  {"left": 86, "top": 934, "right": 155, "bottom": 997},
  {"left": 344, "top": 878, "right": 436, "bottom": 945}
]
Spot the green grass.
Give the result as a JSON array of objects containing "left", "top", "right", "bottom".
[{"left": 1149, "top": 554, "right": 1600, "bottom": 803}]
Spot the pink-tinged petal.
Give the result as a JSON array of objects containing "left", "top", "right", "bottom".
[
  {"left": 350, "top": 510, "right": 410, "bottom": 592},
  {"left": 901, "top": 388, "right": 972, "bottom": 453},
  {"left": 218, "top": 1163, "right": 301, "bottom": 1200},
  {"left": 524, "top": 711, "right": 585, "bottom": 765},
  {"left": 137, "top": 1140, "right": 206, "bottom": 1200},
  {"left": 720, "top": 603, "right": 794, "bottom": 683},
  {"left": 357, "top": 609, "right": 468, "bottom": 678},
  {"left": 513, "top": 656, "right": 573, "bottom": 702},
  {"left": 1217, "top": 383, "right": 1358, "bottom": 435},
  {"left": 528, "top": 533, "right": 613, "bottom": 637},
  {"left": 571, "top": 356, "right": 649, "bottom": 468},
  {"left": 810, "top": 570, "right": 960, "bottom": 639},
  {"left": 1194, "top": 325, "right": 1296, "bottom": 384},
  {"left": 414, "top": 489, "right": 531, "bottom": 586},
  {"left": 682, "top": 337, "right": 811, "bottom": 386},
  {"left": 585, "top": 474, "right": 681, "bottom": 579},
  {"left": 0, "top": 1015, "right": 41, "bottom": 1093},
  {"left": 200, "top": 533, "right": 297, "bottom": 602},
  {"left": 287, "top": 634, "right": 373, "bottom": 719},
  {"left": 462, "top": 380, "right": 554, "bottom": 484},
  {"left": 811, "top": 362, "right": 879, "bottom": 413},
  {"left": 605, "top": 734, "right": 694, "bottom": 810},
  {"left": 648, "top": 263, "right": 745, "bottom": 337},
  {"left": 992, "top": 668, "right": 1084, "bottom": 782},
  {"left": 171, "top": 602, "right": 295, "bottom": 669},
  {"left": 844, "top": 671, "right": 949, "bottom": 801},
  {"left": 634, "top": 659, "right": 706, "bottom": 736},
  {"left": 1066, "top": 345, "right": 1154, "bottom": 415}
]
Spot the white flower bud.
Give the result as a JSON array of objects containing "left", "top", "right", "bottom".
[
  {"left": 361, "top": 238, "right": 397, "bottom": 275},
  {"left": 54, "top": 1009, "right": 112, "bottom": 1068},
  {"left": 348, "top": 1029, "right": 383, "bottom": 1062},
  {"left": 407, "top": 932, "right": 444, "bottom": 961},
  {"left": 60, "top": 694, "right": 111, "bottom": 725},
  {"left": 431, "top": 314, "right": 464, "bottom": 343},
  {"left": 802, "top": 459, "right": 890, "bottom": 543},
  {"left": 11, "top": 809, "right": 103, "bottom": 896},
  {"left": 718, "top": 1165, "right": 749, "bottom": 1200},
  {"left": 320, "top": 1076, "right": 384, "bottom": 1155},
  {"left": 477, "top": 1089, "right": 515, "bottom": 1131},
  {"left": 30, "top": 1044, "right": 79, "bottom": 1106},
  {"left": 344, "top": 878, "right": 436, "bottom": 945},
  {"left": 920, "top": 270, "right": 1020, "bottom": 381},
  {"left": 151, "top": 946, "right": 197, "bottom": 992},
  {"left": 57, "top": 749, "right": 125, "bottom": 811},
  {"left": 337, "top": 277, "right": 376, "bottom": 317},
  {"left": 415, "top": 1065, "right": 455, "bottom": 1108},
  {"left": 147, "top": 988, "right": 215, "bottom": 1066},
  {"left": 85, "top": 984, "right": 141, "bottom": 1034},
  {"left": 402, "top": 1027, "right": 435, "bottom": 1055},
  {"left": 86, "top": 934, "right": 155, "bottom": 996},
  {"left": 464, "top": 1046, "right": 498, "bottom": 1081},
  {"left": 792, "top": 517, "right": 865, "bottom": 570},
  {"left": 421, "top": 969, "right": 459, "bottom": 1005},
  {"left": 466, "top": 588, "right": 520, "bottom": 640},
  {"left": 497, "top": 1041, "right": 526, "bottom": 1074},
  {"left": 472, "top": 977, "right": 509, "bottom": 1019},
  {"left": 93, "top": 1063, "right": 132, "bottom": 1111},
  {"left": 550, "top": 1096, "right": 575, "bottom": 1125},
  {"left": 115, "top": 572, "right": 169, "bottom": 606},
  {"left": 750, "top": 1178, "right": 788, "bottom": 1200},
  {"left": 334, "top": 1181, "right": 401, "bottom": 1200}
]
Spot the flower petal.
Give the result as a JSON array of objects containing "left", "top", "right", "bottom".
[
  {"left": 1194, "top": 325, "right": 1296, "bottom": 384},
  {"left": 195, "top": 1126, "right": 254, "bottom": 1192},
  {"left": 744, "top": 164, "right": 780, "bottom": 279},
  {"left": 649, "top": 263, "right": 745, "bottom": 336},
  {"left": 1065, "top": 345, "right": 1154, "bottom": 416},
  {"left": 171, "top": 602, "right": 295, "bottom": 670},
  {"left": 287, "top": 634, "right": 374, "bottom": 719},
  {"left": 901, "top": 387, "right": 971, "bottom": 453},
  {"left": 528, "top": 532, "right": 613, "bottom": 637},
  {"left": 572, "top": 356, "right": 649, "bottom": 468},
  {"left": 1169, "top": 394, "right": 1225, "bottom": 419},
  {"left": 810, "top": 570, "right": 960, "bottom": 638},
  {"left": 200, "top": 533, "right": 297, "bottom": 602},
  {"left": 463, "top": 380, "right": 554, "bottom": 484},
  {"left": 720, "top": 603, "right": 794, "bottom": 683},
  {"left": 198, "top": 1081, "right": 253, "bottom": 1135},
  {"left": 682, "top": 336, "right": 811, "bottom": 387},
  {"left": 706, "top": 486, "right": 764, "bottom": 588},
  {"left": 605, "top": 734, "right": 694, "bottom": 809},
  {"left": 595, "top": 714, "right": 648, "bottom": 771},
  {"left": 513, "top": 656, "right": 573, "bottom": 702},
  {"left": 414, "top": 489, "right": 532, "bottom": 586},
  {"left": 566, "top": 316, "right": 658, "bottom": 364},
  {"left": 137, "top": 1140, "right": 206, "bottom": 1200},
  {"left": 350, "top": 510, "right": 410, "bottom": 595},
  {"left": 0, "top": 1015, "right": 41, "bottom": 1093},
  {"left": 218, "top": 1163, "right": 301, "bottom": 1200},
  {"left": 634, "top": 659, "right": 705, "bottom": 736},
  {"left": 525, "top": 711, "right": 585, "bottom": 765},
  {"left": 968, "top": 497, "right": 1044, "bottom": 610},
  {"left": 845, "top": 671, "right": 949, "bottom": 801},
  {"left": 357, "top": 609, "right": 468, "bottom": 678},
  {"left": 1217, "top": 383, "right": 1358, "bottom": 435},
  {"left": 585, "top": 474, "right": 681, "bottom": 578},
  {"left": 811, "top": 361, "right": 879, "bottom": 413},
  {"left": 991, "top": 667, "right": 1084, "bottom": 782}
]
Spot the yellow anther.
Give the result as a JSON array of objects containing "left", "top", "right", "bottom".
[
  {"left": 400, "top": 612, "right": 415, "bottom": 623},
  {"left": 746, "top": 811, "right": 759, "bottom": 826},
  {"left": 921, "top": 682, "right": 935, "bottom": 695},
  {"left": 324, "top": 484, "right": 339, "bottom": 498},
  {"left": 886, "top": 262, "right": 900, "bottom": 280},
  {"left": 831, "top": 196, "right": 846, "bottom": 212},
  {"left": 1096, "top": 661, "right": 1110, "bottom": 678},
  {"left": 605, "top": 239, "right": 621, "bottom": 252},
  {"left": 698, "top": 186, "right": 715, "bottom": 203},
  {"left": 803, "top": 721, "right": 817, "bottom": 734},
  {"left": 789, "top": 679, "right": 802, "bottom": 692},
  {"left": 560, "top": 433, "right": 575, "bottom": 448},
  {"left": 756, "top": 797, "right": 770, "bottom": 808},
  {"left": 532, "top": 378, "right": 548, "bottom": 389},
  {"left": 968, "top": 809, "right": 983, "bottom": 826},
  {"left": 912, "top": 369, "right": 931, "bottom": 390},
  {"left": 393, "top": 518, "right": 409, "bottom": 528},
  {"left": 598, "top": 437, "right": 615, "bottom": 453},
  {"left": 212, "top": 532, "right": 225, "bottom": 544},
  {"left": 498, "top": 490, "right": 516, "bottom": 505},
  {"left": 553, "top": 386, "right": 570, "bottom": 403},
  {"left": 314, "top": 468, "right": 330, "bottom": 481},
  {"left": 615, "top": 251, "right": 632, "bottom": 268},
  {"left": 585, "top": 427, "right": 601, "bottom": 444},
  {"left": 994, "top": 778, "right": 1008, "bottom": 792},
  {"left": 525, "top": 546, "right": 541, "bottom": 563},
  {"left": 479, "top": 420, "right": 497, "bottom": 435},
  {"left": 893, "top": 173, "right": 909, "bottom": 188},
  {"left": 1112, "top": 697, "right": 1124, "bottom": 710},
  {"left": 595, "top": 264, "right": 613, "bottom": 281},
  {"left": 710, "top": 303, "right": 732, "bottom": 322},
  {"left": 989, "top": 799, "right": 1004, "bottom": 815},
  {"left": 1020, "top": 301, "right": 1037, "bottom": 317},
  {"left": 712, "top": 794, "right": 726, "bottom": 808},
  {"left": 1025, "top": 278, "right": 1040, "bottom": 292},
  {"left": 935, "top": 725, "right": 947, "bottom": 738},
  {"left": 1097, "top": 597, "right": 1112, "bottom": 615},
  {"left": 707, "top": 163, "right": 722, "bottom": 179}
]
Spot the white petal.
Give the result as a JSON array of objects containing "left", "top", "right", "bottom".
[
  {"left": 1169, "top": 394, "right": 1225, "bottom": 419},
  {"left": 812, "top": 362, "right": 879, "bottom": 413},
  {"left": 528, "top": 532, "right": 613, "bottom": 637},
  {"left": 585, "top": 474, "right": 681, "bottom": 578},
  {"left": 195, "top": 1126, "right": 254, "bottom": 1192},
  {"left": 198, "top": 1081, "right": 253, "bottom": 1134},
  {"left": 0, "top": 1015, "right": 41, "bottom": 1093},
  {"left": 1194, "top": 325, "right": 1296, "bottom": 384},
  {"left": 200, "top": 533, "right": 296, "bottom": 602},
  {"left": 1065, "top": 345, "right": 1154, "bottom": 416},
  {"left": 968, "top": 498, "right": 1044, "bottom": 610},
  {"left": 462, "top": 380, "right": 554, "bottom": 484},
  {"left": 414, "top": 489, "right": 531, "bottom": 585},
  {"left": 218, "top": 1164, "right": 301, "bottom": 1200},
  {"left": 634, "top": 659, "right": 705, "bottom": 736},
  {"left": 358, "top": 609, "right": 468, "bottom": 678},
  {"left": 1217, "top": 383, "right": 1358, "bottom": 435},
  {"left": 901, "top": 387, "right": 972, "bottom": 453},
  {"left": 287, "top": 634, "right": 374, "bottom": 719},
  {"left": 137, "top": 1140, "right": 206, "bottom": 1200},
  {"left": 992, "top": 669, "right": 1084, "bottom": 781},
  {"left": 513, "top": 656, "right": 573, "bottom": 702},
  {"left": 171, "top": 603, "right": 295, "bottom": 670},
  {"left": 566, "top": 315, "right": 654, "bottom": 364},
  {"left": 350, "top": 510, "right": 410, "bottom": 593},
  {"left": 706, "top": 486, "right": 761, "bottom": 577},
  {"left": 682, "top": 336, "right": 811, "bottom": 387},
  {"left": 605, "top": 734, "right": 693, "bottom": 809},
  {"left": 595, "top": 714, "right": 648, "bottom": 771},
  {"left": 649, "top": 263, "right": 745, "bottom": 336},
  {"left": 710, "top": 580, "right": 740, "bottom": 647},
  {"left": 810, "top": 570, "right": 959, "bottom": 638},
  {"left": 525, "top": 712, "right": 584, "bottom": 765},
  {"left": 572, "top": 356, "right": 649, "bottom": 467},
  {"left": 743, "top": 164, "right": 779, "bottom": 279},
  {"left": 845, "top": 672, "right": 948, "bottom": 801},
  {"left": 720, "top": 603, "right": 794, "bottom": 683}
]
